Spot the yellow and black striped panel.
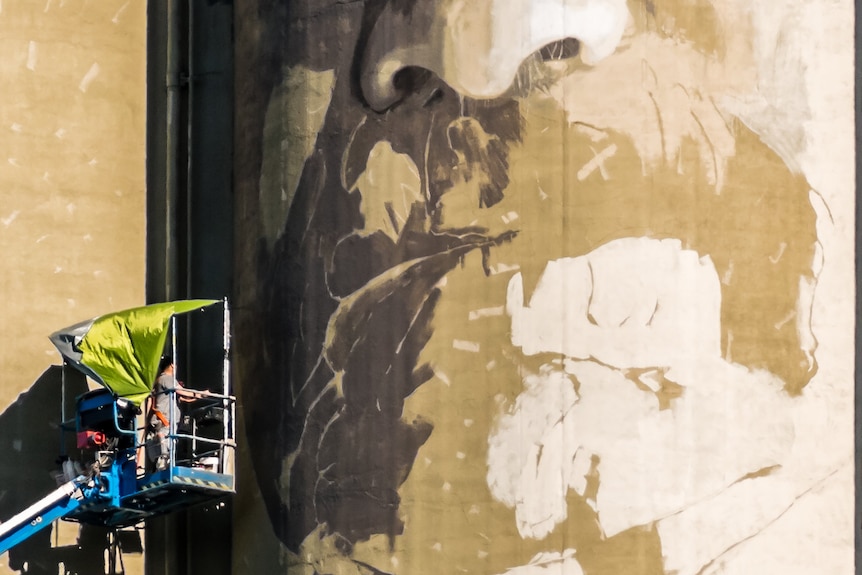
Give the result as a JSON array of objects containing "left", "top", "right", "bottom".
[
  {"left": 139, "top": 476, "right": 232, "bottom": 492},
  {"left": 172, "top": 475, "right": 233, "bottom": 491},
  {"left": 138, "top": 478, "right": 169, "bottom": 491}
]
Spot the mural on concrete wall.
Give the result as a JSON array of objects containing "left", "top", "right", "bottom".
[{"left": 235, "top": 0, "right": 854, "bottom": 573}]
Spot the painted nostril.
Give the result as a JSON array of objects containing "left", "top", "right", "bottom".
[
  {"left": 537, "top": 38, "right": 581, "bottom": 62},
  {"left": 364, "top": 63, "right": 448, "bottom": 111},
  {"left": 423, "top": 88, "right": 444, "bottom": 108},
  {"left": 392, "top": 67, "right": 433, "bottom": 100},
  {"left": 360, "top": 0, "right": 630, "bottom": 110}
]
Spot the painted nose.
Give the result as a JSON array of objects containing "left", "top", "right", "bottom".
[{"left": 360, "top": 0, "right": 630, "bottom": 111}]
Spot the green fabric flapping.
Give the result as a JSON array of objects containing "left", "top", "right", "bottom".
[{"left": 72, "top": 300, "right": 218, "bottom": 405}]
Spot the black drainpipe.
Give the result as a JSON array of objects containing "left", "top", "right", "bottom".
[
  {"left": 146, "top": 1, "right": 233, "bottom": 573},
  {"left": 165, "top": 0, "right": 183, "bottom": 302}
]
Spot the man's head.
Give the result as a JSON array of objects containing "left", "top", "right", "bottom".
[{"left": 158, "top": 355, "right": 174, "bottom": 375}]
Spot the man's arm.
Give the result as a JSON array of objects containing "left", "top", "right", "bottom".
[{"left": 174, "top": 383, "right": 205, "bottom": 403}]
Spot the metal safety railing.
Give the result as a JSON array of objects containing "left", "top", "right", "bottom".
[{"left": 140, "top": 387, "right": 236, "bottom": 475}]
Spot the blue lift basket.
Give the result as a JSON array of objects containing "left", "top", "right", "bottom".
[{"left": 0, "top": 299, "right": 236, "bottom": 556}]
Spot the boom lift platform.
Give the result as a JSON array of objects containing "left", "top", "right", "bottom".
[{"left": 0, "top": 299, "right": 236, "bottom": 556}]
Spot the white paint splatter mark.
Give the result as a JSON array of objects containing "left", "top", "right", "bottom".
[
  {"left": 468, "top": 505, "right": 480, "bottom": 515},
  {"left": 79, "top": 62, "right": 100, "bottom": 93},
  {"left": 488, "top": 262, "right": 521, "bottom": 276},
  {"left": 54, "top": 128, "right": 66, "bottom": 139},
  {"left": 534, "top": 172, "right": 550, "bottom": 200},
  {"left": 114, "top": 189, "right": 124, "bottom": 197},
  {"left": 12, "top": 440, "right": 21, "bottom": 452},
  {"left": 82, "top": 234, "right": 92, "bottom": 242},
  {"left": 66, "top": 203, "right": 76, "bottom": 214},
  {"left": 43, "top": 0, "right": 51, "bottom": 12},
  {"left": 636, "top": 369, "right": 663, "bottom": 393},
  {"left": 10, "top": 123, "right": 22, "bottom": 132},
  {"left": 93, "top": 270, "right": 103, "bottom": 277},
  {"left": 504, "top": 550, "right": 585, "bottom": 575},
  {"left": 26, "top": 41, "right": 37, "bottom": 70},
  {"left": 463, "top": 419, "right": 474, "bottom": 428},
  {"left": 112, "top": 1, "right": 129, "bottom": 24},
  {"left": 486, "top": 360, "right": 497, "bottom": 370},
  {"left": 442, "top": 482, "right": 452, "bottom": 492},
  {"left": 1, "top": 211, "right": 19, "bottom": 227},
  {"left": 42, "top": 172, "right": 50, "bottom": 181},
  {"left": 456, "top": 451, "right": 466, "bottom": 460},
  {"left": 88, "top": 158, "right": 98, "bottom": 166},
  {"left": 453, "top": 339, "right": 480, "bottom": 352},
  {"left": 435, "top": 275, "right": 448, "bottom": 288},
  {"left": 477, "top": 550, "right": 489, "bottom": 559},
  {"left": 577, "top": 143, "right": 617, "bottom": 181},
  {"left": 769, "top": 242, "right": 787, "bottom": 264},
  {"left": 500, "top": 211, "right": 519, "bottom": 224},
  {"left": 468, "top": 306, "right": 504, "bottom": 321},
  {"left": 431, "top": 542, "right": 442, "bottom": 552},
  {"left": 36, "top": 235, "right": 48, "bottom": 243},
  {"left": 7, "top": 158, "right": 20, "bottom": 167},
  {"left": 66, "top": 299, "right": 75, "bottom": 307},
  {"left": 376, "top": 398, "right": 381, "bottom": 411},
  {"left": 436, "top": 371, "right": 451, "bottom": 387},
  {"left": 725, "top": 330, "right": 733, "bottom": 362},
  {"left": 721, "top": 260, "right": 734, "bottom": 285},
  {"left": 54, "top": 266, "right": 63, "bottom": 273},
  {"left": 773, "top": 309, "right": 796, "bottom": 331},
  {"left": 424, "top": 457, "right": 432, "bottom": 467},
  {"left": 390, "top": 557, "right": 399, "bottom": 568},
  {"left": 575, "top": 124, "right": 609, "bottom": 142}
]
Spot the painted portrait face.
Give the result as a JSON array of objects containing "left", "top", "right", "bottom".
[{"left": 237, "top": 0, "right": 849, "bottom": 573}]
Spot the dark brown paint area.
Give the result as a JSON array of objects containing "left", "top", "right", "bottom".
[{"left": 243, "top": 65, "right": 518, "bottom": 554}]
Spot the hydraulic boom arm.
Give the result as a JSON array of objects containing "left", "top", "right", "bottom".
[{"left": 0, "top": 473, "right": 92, "bottom": 555}]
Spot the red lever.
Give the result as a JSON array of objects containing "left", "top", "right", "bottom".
[{"left": 76, "top": 430, "right": 107, "bottom": 449}]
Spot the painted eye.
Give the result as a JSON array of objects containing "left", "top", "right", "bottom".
[{"left": 537, "top": 38, "right": 581, "bottom": 62}]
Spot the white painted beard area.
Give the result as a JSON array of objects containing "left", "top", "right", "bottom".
[
  {"left": 507, "top": 237, "right": 723, "bottom": 371},
  {"left": 487, "top": 359, "right": 793, "bottom": 536},
  {"left": 499, "top": 550, "right": 586, "bottom": 575},
  {"left": 487, "top": 236, "right": 806, "bottom": 570}
]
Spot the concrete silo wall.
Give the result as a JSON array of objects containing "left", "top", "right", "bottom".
[
  {"left": 233, "top": 1, "right": 855, "bottom": 573},
  {"left": 0, "top": 2, "right": 146, "bottom": 574}
]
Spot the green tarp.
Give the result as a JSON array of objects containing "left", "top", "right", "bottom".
[{"left": 49, "top": 300, "right": 219, "bottom": 405}]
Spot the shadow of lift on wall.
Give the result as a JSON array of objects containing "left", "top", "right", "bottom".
[{"left": 0, "top": 366, "right": 142, "bottom": 575}]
